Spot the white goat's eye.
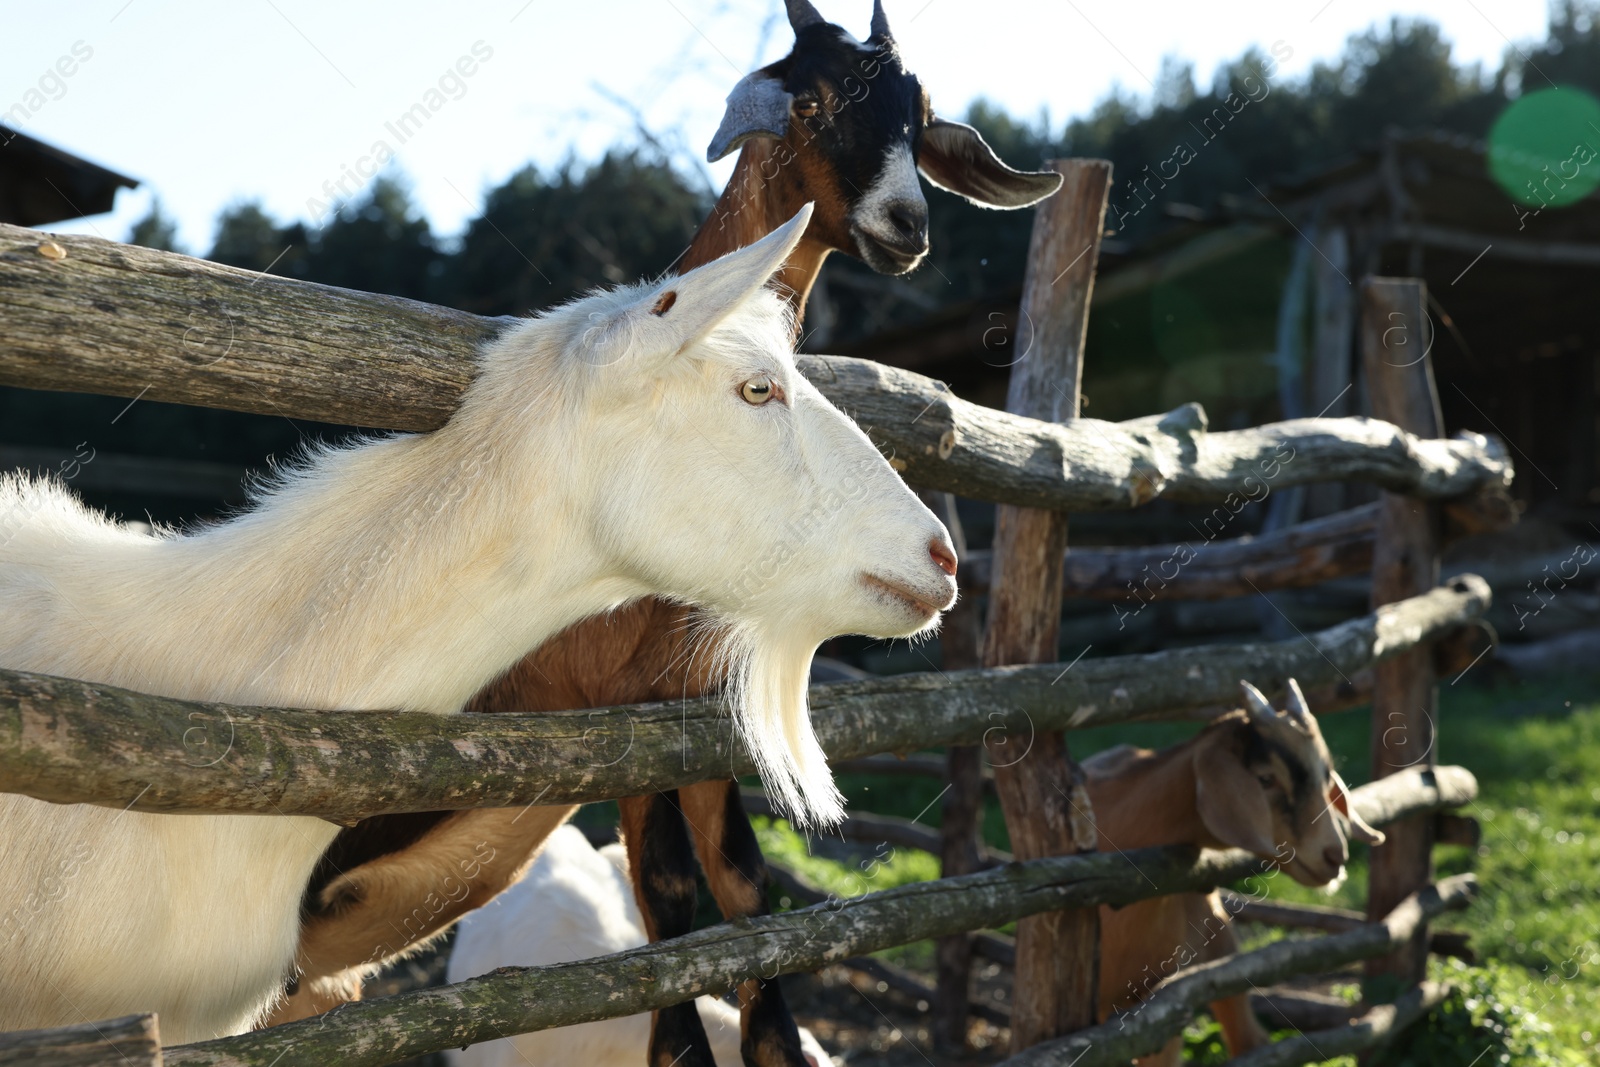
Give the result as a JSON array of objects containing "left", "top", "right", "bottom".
[{"left": 741, "top": 376, "right": 776, "bottom": 405}]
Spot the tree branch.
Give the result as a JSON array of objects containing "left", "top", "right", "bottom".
[
  {"left": 0, "top": 579, "right": 1488, "bottom": 820},
  {"left": 1226, "top": 981, "right": 1452, "bottom": 1067},
  {"left": 997, "top": 876, "right": 1477, "bottom": 1067},
  {"left": 0, "top": 225, "right": 1512, "bottom": 512},
  {"left": 155, "top": 777, "right": 1474, "bottom": 1067}
]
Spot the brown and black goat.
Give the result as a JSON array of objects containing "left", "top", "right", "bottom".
[
  {"left": 1083, "top": 679, "right": 1385, "bottom": 1067},
  {"left": 269, "top": 3, "right": 1060, "bottom": 1066}
]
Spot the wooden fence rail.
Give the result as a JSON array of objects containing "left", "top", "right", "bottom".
[
  {"left": 997, "top": 876, "right": 1477, "bottom": 1067},
  {"left": 138, "top": 769, "right": 1472, "bottom": 1067},
  {"left": 962, "top": 493, "right": 1513, "bottom": 601},
  {"left": 0, "top": 225, "right": 1511, "bottom": 514},
  {"left": 0, "top": 576, "right": 1488, "bottom": 820}
]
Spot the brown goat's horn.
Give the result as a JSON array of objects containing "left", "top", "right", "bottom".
[
  {"left": 1284, "top": 678, "right": 1316, "bottom": 732},
  {"left": 786, "top": 0, "right": 826, "bottom": 31},
  {"left": 1238, "top": 680, "right": 1277, "bottom": 724},
  {"left": 870, "top": 0, "right": 893, "bottom": 39}
]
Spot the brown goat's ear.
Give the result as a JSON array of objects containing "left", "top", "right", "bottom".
[
  {"left": 707, "top": 71, "right": 793, "bottom": 163},
  {"left": 1195, "top": 742, "right": 1279, "bottom": 857},
  {"left": 1330, "top": 770, "right": 1386, "bottom": 845},
  {"left": 918, "top": 118, "right": 1064, "bottom": 209}
]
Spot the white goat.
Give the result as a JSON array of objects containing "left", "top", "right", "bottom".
[
  {"left": 0, "top": 205, "right": 957, "bottom": 1042},
  {"left": 447, "top": 825, "right": 832, "bottom": 1067}
]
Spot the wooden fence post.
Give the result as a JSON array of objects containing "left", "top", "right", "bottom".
[
  {"left": 926, "top": 495, "right": 987, "bottom": 1051},
  {"left": 1360, "top": 277, "right": 1442, "bottom": 984},
  {"left": 982, "top": 158, "right": 1113, "bottom": 1049}
]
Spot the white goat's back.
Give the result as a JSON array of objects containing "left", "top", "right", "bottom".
[{"left": 446, "top": 826, "right": 832, "bottom": 1067}]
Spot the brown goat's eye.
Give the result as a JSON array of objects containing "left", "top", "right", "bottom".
[
  {"left": 741, "top": 376, "right": 777, "bottom": 405},
  {"left": 793, "top": 97, "right": 820, "bottom": 118},
  {"left": 1257, "top": 773, "right": 1276, "bottom": 789}
]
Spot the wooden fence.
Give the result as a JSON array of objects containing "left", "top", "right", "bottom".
[{"left": 0, "top": 162, "right": 1514, "bottom": 1067}]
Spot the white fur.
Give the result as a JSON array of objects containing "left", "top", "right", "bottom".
[
  {"left": 446, "top": 826, "right": 832, "bottom": 1067},
  {"left": 0, "top": 206, "right": 953, "bottom": 1041}
]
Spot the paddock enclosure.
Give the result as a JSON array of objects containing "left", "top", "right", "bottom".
[{"left": 0, "top": 159, "right": 1516, "bottom": 1065}]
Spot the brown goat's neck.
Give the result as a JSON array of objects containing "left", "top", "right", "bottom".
[
  {"left": 682, "top": 143, "right": 837, "bottom": 319},
  {"left": 1083, "top": 740, "right": 1212, "bottom": 851}
]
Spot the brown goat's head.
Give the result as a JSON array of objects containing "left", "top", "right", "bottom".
[
  {"left": 1194, "top": 679, "right": 1385, "bottom": 888},
  {"left": 707, "top": 0, "right": 1062, "bottom": 275}
]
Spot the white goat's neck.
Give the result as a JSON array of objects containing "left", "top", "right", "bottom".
[{"left": 5, "top": 380, "right": 630, "bottom": 717}]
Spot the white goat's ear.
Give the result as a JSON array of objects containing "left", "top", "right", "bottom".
[
  {"left": 632, "top": 203, "right": 812, "bottom": 354},
  {"left": 1196, "top": 742, "right": 1278, "bottom": 856},
  {"left": 1330, "top": 770, "right": 1386, "bottom": 845},
  {"left": 708, "top": 70, "right": 793, "bottom": 162},
  {"left": 918, "top": 118, "right": 1064, "bottom": 209}
]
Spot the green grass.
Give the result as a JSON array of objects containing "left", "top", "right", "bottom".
[{"left": 755, "top": 673, "right": 1600, "bottom": 1061}]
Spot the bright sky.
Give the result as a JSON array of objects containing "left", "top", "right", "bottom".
[{"left": 3, "top": 0, "right": 1550, "bottom": 252}]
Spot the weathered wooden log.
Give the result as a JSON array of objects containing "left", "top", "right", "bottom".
[
  {"left": 997, "top": 875, "right": 1477, "bottom": 1067},
  {"left": 962, "top": 492, "right": 1513, "bottom": 602},
  {"left": 153, "top": 773, "right": 1473, "bottom": 1067},
  {"left": 0, "top": 578, "right": 1490, "bottom": 819},
  {"left": 1216, "top": 891, "right": 1365, "bottom": 933},
  {"left": 977, "top": 503, "right": 1380, "bottom": 601},
  {"left": 1248, "top": 989, "right": 1364, "bottom": 1034},
  {"left": 1219, "top": 882, "right": 1475, "bottom": 960},
  {"left": 1226, "top": 981, "right": 1453, "bottom": 1067},
  {"left": 837, "top": 956, "right": 1010, "bottom": 1026},
  {"left": 881, "top": 956, "right": 1368, "bottom": 1036},
  {"left": 1363, "top": 277, "right": 1443, "bottom": 985},
  {"left": 926, "top": 492, "right": 989, "bottom": 1053},
  {"left": 0, "top": 225, "right": 1513, "bottom": 513},
  {"left": 0, "top": 1013, "right": 160, "bottom": 1065},
  {"left": 980, "top": 157, "right": 1110, "bottom": 1047}
]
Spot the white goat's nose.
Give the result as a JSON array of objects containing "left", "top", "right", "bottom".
[{"left": 929, "top": 537, "right": 958, "bottom": 577}]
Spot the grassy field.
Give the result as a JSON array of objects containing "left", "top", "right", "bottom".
[{"left": 758, "top": 672, "right": 1600, "bottom": 1063}]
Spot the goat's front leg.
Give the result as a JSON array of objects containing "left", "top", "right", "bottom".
[
  {"left": 621, "top": 791, "right": 718, "bottom": 1067},
  {"left": 679, "top": 779, "right": 813, "bottom": 1067}
]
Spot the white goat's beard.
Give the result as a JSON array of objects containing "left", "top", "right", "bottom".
[{"left": 718, "top": 622, "right": 844, "bottom": 830}]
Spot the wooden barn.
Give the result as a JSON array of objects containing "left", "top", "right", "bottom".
[
  {"left": 0, "top": 123, "right": 136, "bottom": 226},
  {"left": 844, "top": 130, "right": 1600, "bottom": 526}
]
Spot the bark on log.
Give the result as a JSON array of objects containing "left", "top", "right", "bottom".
[
  {"left": 997, "top": 876, "right": 1477, "bottom": 1067},
  {"left": 0, "top": 579, "right": 1490, "bottom": 819},
  {"left": 920, "top": 491, "right": 987, "bottom": 1051},
  {"left": 1217, "top": 891, "right": 1368, "bottom": 933},
  {"left": 1362, "top": 277, "right": 1443, "bottom": 985},
  {"left": 0, "top": 225, "right": 1512, "bottom": 513},
  {"left": 980, "top": 158, "right": 1111, "bottom": 1047},
  {"left": 837, "top": 957, "right": 1010, "bottom": 1026},
  {"left": 1248, "top": 989, "right": 1365, "bottom": 1034},
  {"left": 1226, "top": 981, "right": 1453, "bottom": 1067},
  {"left": 0, "top": 1013, "right": 160, "bottom": 1065},
  {"left": 153, "top": 774, "right": 1474, "bottom": 1067},
  {"left": 960, "top": 493, "right": 1513, "bottom": 602}
]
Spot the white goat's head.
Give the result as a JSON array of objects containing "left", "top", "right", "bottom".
[
  {"left": 472, "top": 205, "right": 956, "bottom": 825},
  {"left": 1195, "top": 679, "right": 1386, "bottom": 888}
]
